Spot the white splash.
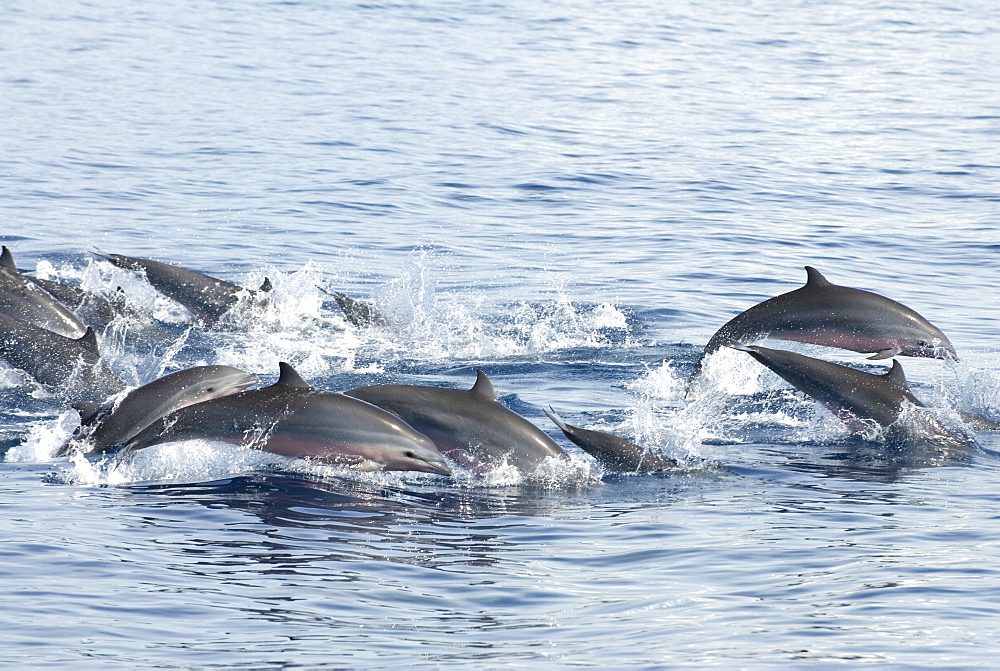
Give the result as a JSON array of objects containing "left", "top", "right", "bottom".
[{"left": 4, "top": 411, "right": 79, "bottom": 462}]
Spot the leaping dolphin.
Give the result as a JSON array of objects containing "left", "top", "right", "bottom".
[
  {"left": 0, "top": 312, "right": 123, "bottom": 401},
  {"left": 345, "top": 370, "right": 568, "bottom": 473},
  {"left": 731, "top": 343, "right": 919, "bottom": 430},
  {"left": 123, "top": 362, "right": 452, "bottom": 476},
  {"left": 544, "top": 407, "right": 677, "bottom": 472},
  {"left": 0, "top": 247, "right": 87, "bottom": 338},
  {"left": 57, "top": 365, "right": 259, "bottom": 456},
  {"left": 689, "top": 267, "right": 956, "bottom": 390},
  {"left": 97, "top": 252, "right": 271, "bottom": 325}
]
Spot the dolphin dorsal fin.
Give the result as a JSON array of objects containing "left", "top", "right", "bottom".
[
  {"left": 275, "top": 362, "right": 311, "bottom": 388},
  {"left": 470, "top": 370, "right": 497, "bottom": 401},
  {"left": 885, "top": 360, "right": 925, "bottom": 406},
  {"left": 885, "top": 360, "right": 908, "bottom": 386},
  {"left": 76, "top": 327, "right": 100, "bottom": 353},
  {"left": 72, "top": 401, "right": 104, "bottom": 424},
  {"left": 0, "top": 246, "right": 18, "bottom": 274},
  {"left": 259, "top": 277, "right": 273, "bottom": 292},
  {"left": 804, "top": 266, "right": 832, "bottom": 288}
]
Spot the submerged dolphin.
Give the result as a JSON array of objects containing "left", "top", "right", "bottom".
[
  {"left": 731, "top": 343, "right": 919, "bottom": 429},
  {"left": 57, "top": 365, "right": 259, "bottom": 456},
  {"left": 0, "top": 312, "right": 123, "bottom": 401},
  {"left": 124, "top": 362, "right": 452, "bottom": 475},
  {"left": 689, "top": 267, "right": 956, "bottom": 390},
  {"left": 0, "top": 247, "right": 87, "bottom": 338},
  {"left": 97, "top": 252, "right": 271, "bottom": 325},
  {"left": 345, "top": 370, "right": 567, "bottom": 473},
  {"left": 544, "top": 407, "right": 677, "bottom": 472},
  {"left": 325, "top": 290, "right": 390, "bottom": 328}
]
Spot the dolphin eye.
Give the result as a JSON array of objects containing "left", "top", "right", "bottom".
[{"left": 405, "top": 451, "right": 416, "bottom": 459}]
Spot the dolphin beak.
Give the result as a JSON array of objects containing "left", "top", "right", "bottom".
[
  {"left": 235, "top": 375, "right": 259, "bottom": 392},
  {"left": 422, "top": 457, "right": 453, "bottom": 476}
]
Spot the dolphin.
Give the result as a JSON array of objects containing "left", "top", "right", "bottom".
[
  {"left": 544, "top": 407, "right": 677, "bottom": 472},
  {"left": 324, "top": 289, "right": 390, "bottom": 328},
  {"left": 1, "top": 246, "right": 131, "bottom": 331},
  {"left": 0, "top": 247, "right": 87, "bottom": 338},
  {"left": 25, "top": 275, "right": 119, "bottom": 330},
  {"left": 0, "top": 312, "right": 123, "bottom": 401},
  {"left": 57, "top": 365, "right": 259, "bottom": 456},
  {"left": 731, "top": 343, "right": 925, "bottom": 430},
  {"left": 123, "top": 362, "right": 452, "bottom": 475},
  {"left": 97, "top": 252, "right": 271, "bottom": 325},
  {"left": 689, "top": 267, "right": 957, "bottom": 390},
  {"left": 345, "top": 370, "right": 568, "bottom": 473}
]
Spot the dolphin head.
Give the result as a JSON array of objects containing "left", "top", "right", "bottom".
[
  {"left": 899, "top": 332, "right": 958, "bottom": 361},
  {"left": 378, "top": 430, "right": 453, "bottom": 476},
  {"left": 186, "top": 366, "right": 259, "bottom": 402}
]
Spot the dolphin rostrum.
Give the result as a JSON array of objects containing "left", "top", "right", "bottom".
[
  {"left": 0, "top": 312, "right": 123, "bottom": 402},
  {"left": 57, "top": 365, "right": 259, "bottom": 456},
  {"left": 97, "top": 252, "right": 271, "bottom": 325},
  {"left": 689, "top": 267, "right": 957, "bottom": 390},
  {"left": 731, "top": 343, "right": 925, "bottom": 431},
  {"left": 544, "top": 407, "right": 677, "bottom": 472},
  {"left": 123, "top": 362, "right": 452, "bottom": 475},
  {"left": 345, "top": 370, "right": 568, "bottom": 473},
  {"left": 0, "top": 247, "right": 87, "bottom": 338}
]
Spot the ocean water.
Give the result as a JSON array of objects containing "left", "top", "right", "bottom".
[{"left": 2, "top": 0, "right": 999, "bottom": 666}]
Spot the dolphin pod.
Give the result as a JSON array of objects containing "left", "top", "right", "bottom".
[
  {"left": 544, "top": 407, "right": 677, "bottom": 472},
  {"left": 97, "top": 252, "right": 272, "bottom": 325},
  {"left": 345, "top": 371, "right": 568, "bottom": 473},
  {"left": 0, "top": 246, "right": 988, "bottom": 477},
  {"left": 57, "top": 365, "right": 260, "bottom": 456},
  {"left": 688, "top": 267, "right": 956, "bottom": 392},
  {"left": 124, "top": 362, "right": 453, "bottom": 476}
]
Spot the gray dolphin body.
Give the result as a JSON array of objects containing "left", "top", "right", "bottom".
[
  {"left": 329, "top": 291, "right": 390, "bottom": 328},
  {"left": 57, "top": 365, "right": 259, "bottom": 456},
  {"left": 0, "top": 248, "right": 87, "bottom": 338},
  {"left": 124, "top": 363, "right": 452, "bottom": 475},
  {"left": 732, "top": 343, "right": 923, "bottom": 430},
  {"left": 98, "top": 253, "right": 270, "bottom": 325},
  {"left": 690, "top": 267, "right": 956, "bottom": 388},
  {"left": 26, "top": 275, "right": 119, "bottom": 330},
  {"left": 1, "top": 245, "right": 154, "bottom": 332},
  {"left": 0, "top": 312, "right": 123, "bottom": 401},
  {"left": 544, "top": 407, "right": 677, "bottom": 472},
  {"left": 345, "top": 371, "right": 568, "bottom": 473}
]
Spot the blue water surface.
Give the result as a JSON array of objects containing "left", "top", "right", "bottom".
[{"left": 2, "top": 0, "right": 999, "bottom": 667}]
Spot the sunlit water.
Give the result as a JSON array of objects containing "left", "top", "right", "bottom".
[{"left": 2, "top": 0, "right": 999, "bottom": 666}]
